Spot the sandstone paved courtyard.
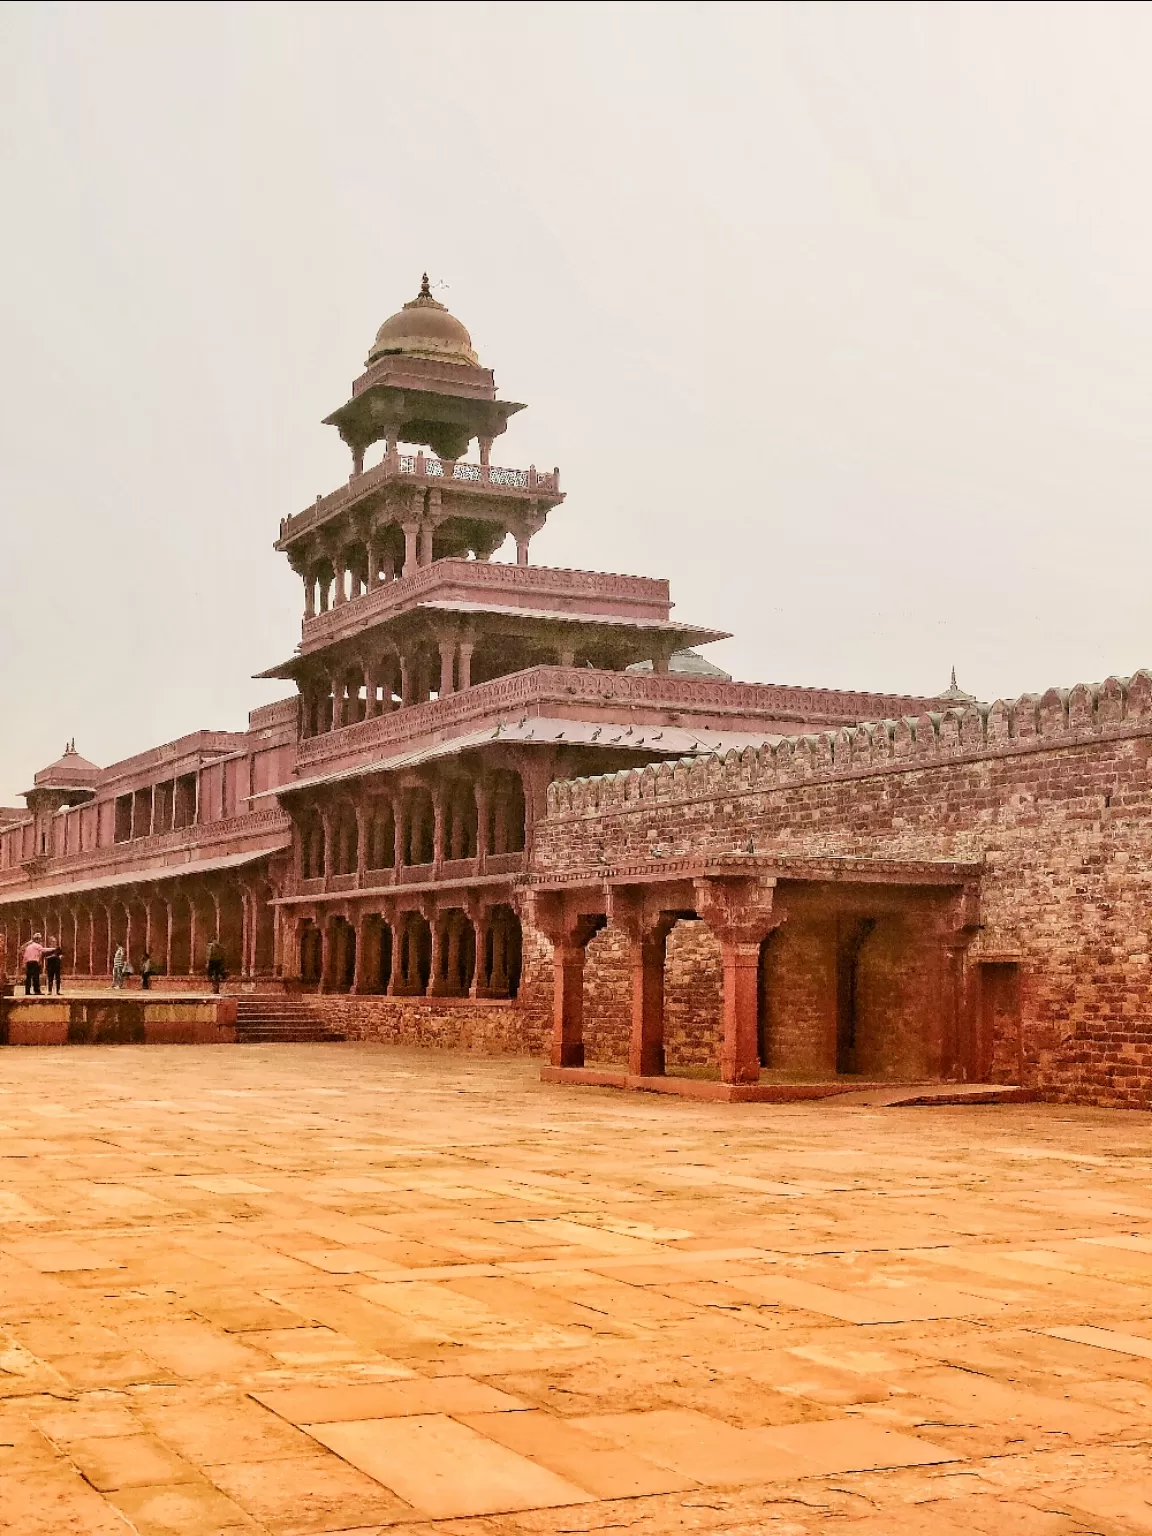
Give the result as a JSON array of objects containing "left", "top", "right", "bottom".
[{"left": 2, "top": 1047, "right": 1151, "bottom": 1535}]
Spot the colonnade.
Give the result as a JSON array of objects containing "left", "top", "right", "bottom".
[
  {"left": 299, "top": 632, "right": 481, "bottom": 737},
  {"left": 0, "top": 872, "right": 277, "bottom": 986},
  {"left": 295, "top": 769, "right": 526, "bottom": 886},
  {"left": 294, "top": 900, "right": 522, "bottom": 999},
  {"left": 298, "top": 487, "right": 542, "bottom": 621}
]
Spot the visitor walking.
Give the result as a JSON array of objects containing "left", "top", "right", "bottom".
[
  {"left": 21, "top": 933, "right": 44, "bottom": 995},
  {"left": 206, "top": 939, "right": 226, "bottom": 994},
  {"left": 43, "top": 935, "right": 63, "bottom": 995},
  {"left": 111, "top": 943, "right": 127, "bottom": 989},
  {"left": 140, "top": 951, "right": 153, "bottom": 990}
]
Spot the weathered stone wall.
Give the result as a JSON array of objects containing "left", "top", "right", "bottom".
[
  {"left": 310, "top": 994, "right": 546, "bottom": 1054},
  {"left": 536, "top": 671, "right": 1152, "bottom": 1109}
]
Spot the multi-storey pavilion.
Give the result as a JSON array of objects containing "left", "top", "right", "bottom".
[{"left": 258, "top": 280, "right": 956, "bottom": 1002}]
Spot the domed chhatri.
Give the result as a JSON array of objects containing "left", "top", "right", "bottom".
[
  {"left": 32, "top": 740, "right": 100, "bottom": 791},
  {"left": 367, "top": 274, "right": 479, "bottom": 368}
]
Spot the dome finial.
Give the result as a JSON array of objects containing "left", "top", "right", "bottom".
[
  {"left": 950, "top": 666, "right": 958, "bottom": 690},
  {"left": 419, "top": 272, "right": 431, "bottom": 298}
]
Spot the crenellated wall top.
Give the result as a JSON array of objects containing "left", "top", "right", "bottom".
[{"left": 544, "top": 670, "right": 1152, "bottom": 819}]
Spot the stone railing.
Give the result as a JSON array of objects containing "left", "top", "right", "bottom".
[
  {"left": 0, "top": 808, "right": 291, "bottom": 895},
  {"left": 248, "top": 697, "right": 299, "bottom": 731},
  {"left": 279, "top": 455, "right": 562, "bottom": 545},
  {"left": 545, "top": 670, "right": 1152, "bottom": 819},
  {"left": 300, "top": 558, "right": 671, "bottom": 649},
  {"left": 295, "top": 664, "right": 953, "bottom": 772},
  {"left": 293, "top": 851, "right": 526, "bottom": 897}
]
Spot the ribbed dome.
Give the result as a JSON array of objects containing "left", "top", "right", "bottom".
[{"left": 367, "top": 275, "right": 479, "bottom": 367}]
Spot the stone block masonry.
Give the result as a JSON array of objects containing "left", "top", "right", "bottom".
[{"left": 536, "top": 671, "right": 1152, "bottom": 1109}]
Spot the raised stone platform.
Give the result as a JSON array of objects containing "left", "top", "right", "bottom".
[
  {"left": 0, "top": 992, "right": 237, "bottom": 1046},
  {"left": 540, "top": 1065, "right": 1035, "bottom": 1104}
]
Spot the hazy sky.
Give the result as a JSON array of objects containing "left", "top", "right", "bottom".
[{"left": 3, "top": 1, "right": 1152, "bottom": 803}]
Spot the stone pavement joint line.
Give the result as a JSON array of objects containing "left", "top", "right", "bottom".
[{"left": 1, "top": 1043, "right": 1150, "bottom": 1535}]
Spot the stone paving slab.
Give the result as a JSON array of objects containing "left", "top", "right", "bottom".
[{"left": 0, "top": 1044, "right": 1150, "bottom": 1533}]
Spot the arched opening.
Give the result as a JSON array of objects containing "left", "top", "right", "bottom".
[
  {"left": 486, "top": 770, "right": 526, "bottom": 855},
  {"left": 299, "top": 808, "right": 326, "bottom": 879},
  {"left": 403, "top": 789, "right": 435, "bottom": 867},
  {"left": 214, "top": 884, "right": 245, "bottom": 979},
  {"left": 366, "top": 800, "right": 396, "bottom": 870},
  {"left": 326, "top": 915, "right": 356, "bottom": 993},
  {"left": 431, "top": 908, "right": 476, "bottom": 997},
  {"left": 331, "top": 802, "right": 359, "bottom": 875},
  {"left": 168, "top": 894, "right": 192, "bottom": 976},
  {"left": 582, "top": 922, "right": 628, "bottom": 1065},
  {"left": 300, "top": 921, "right": 323, "bottom": 984},
  {"left": 392, "top": 910, "right": 432, "bottom": 995},
  {"left": 663, "top": 918, "right": 725, "bottom": 1074},
  {"left": 444, "top": 783, "right": 478, "bottom": 861},
  {"left": 252, "top": 888, "right": 275, "bottom": 975}
]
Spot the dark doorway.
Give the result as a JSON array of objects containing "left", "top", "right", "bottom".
[{"left": 836, "top": 917, "right": 876, "bottom": 1075}]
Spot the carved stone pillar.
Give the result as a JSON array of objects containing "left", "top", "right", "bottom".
[
  {"left": 438, "top": 637, "right": 455, "bottom": 697},
  {"left": 393, "top": 795, "right": 406, "bottom": 870},
  {"left": 303, "top": 572, "right": 315, "bottom": 619},
  {"left": 333, "top": 553, "right": 347, "bottom": 606},
  {"left": 528, "top": 896, "right": 606, "bottom": 1069},
  {"left": 694, "top": 877, "right": 783, "bottom": 1085},
  {"left": 428, "top": 910, "right": 447, "bottom": 996},
  {"left": 402, "top": 522, "right": 419, "bottom": 575},
  {"left": 431, "top": 783, "right": 446, "bottom": 869},
  {"left": 474, "top": 780, "right": 490, "bottom": 872},
  {"left": 419, "top": 521, "right": 434, "bottom": 566},
  {"left": 457, "top": 640, "right": 474, "bottom": 691}
]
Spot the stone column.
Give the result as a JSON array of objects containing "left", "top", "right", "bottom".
[
  {"left": 330, "top": 674, "right": 345, "bottom": 731},
  {"left": 474, "top": 780, "right": 490, "bottom": 873},
  {"left": 515, "top": 533, "right": 531, "bottom": 566},
  {"left": 402, "top": 522, "right": 419, "bottom": 574},
  {"left": 351, "top": 911, "right": 369, "bottom": 994},
  {"left": 557, "top": 646, "right": 575, "bottom": 668},
  {"left": 393, "top": 795, "right": 406, "bottom": 870},
  {"left": 400, "top": 653, "right": 413, "bottom": 707},
  {"left": 333, "top": 553, "right": 347, "bottom": 606},
  {"left": 419, "top": 521, "right": 434, "bottom": 566},
  {"left": 431, "top": 784, "right": 446, "bottom": 869},
  {"left": 367, "top": 536, "right": 381, "bottom": 590},
  {"left": 303, "top": 572, "right": 315, "bottom": 619},
  {"left": 551, "top": 945, "right": 586, "bottom": 1066},
  {"left": 319, "top": 809, "right": 335, "bottom": 882},
  {"left": 427, "top": 912, "right": 446, "bottom": 997},
  {"left": 355, "top": 802, "right": 369, "bottom": 887},
  {"left": 629, "top": 927, "right": 670, "bottom": 1078},
  {"left": 164, "top": 899, "right": 174, "bottom": 979},
  {"left": 470, "top": 909, "right": 492, "bottom": 998},
  {"left": 438, "top": 637, "right": 455, "bottom": 697},
  {"left": 457, "top": 640, "right": 474, "bottom": 691},
  {"left": 694, "top": 877, "right": 782, "bottom": 1086}
]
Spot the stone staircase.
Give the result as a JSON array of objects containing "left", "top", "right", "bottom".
[{"left": 233, "top": 995, "right": 345, "bottom": 1044}]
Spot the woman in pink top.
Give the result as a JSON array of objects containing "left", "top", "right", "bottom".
[{"left": 21, "top": 933, "right": 44, "bottom": 996}]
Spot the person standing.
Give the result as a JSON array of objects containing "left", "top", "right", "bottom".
[
  {"left": 111, "top": 943, "right": 127, "bottom": 989},
  {"left": 206, "top": 939, "right": 225, "bottom": 994},
  {"left": 140, "top": 951, "right": 153, "bottom": 991},
  {"left": 43, "top": 935, "right": 63, "bottom": 995},
  {"left": 21, "top": 933, "right": 45, "bottom": 996}
]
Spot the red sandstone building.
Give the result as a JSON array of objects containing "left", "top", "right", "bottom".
[{"left": 3, "top": 281, "right": 1147, "bottom": 1108}]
